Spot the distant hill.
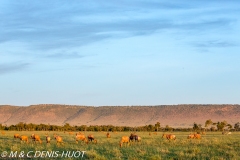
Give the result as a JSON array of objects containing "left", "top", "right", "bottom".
[{"left": 0, "top": 104, "right": 239, "bottom": 127}]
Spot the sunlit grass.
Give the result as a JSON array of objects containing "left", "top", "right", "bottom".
[{"left": 0, "top": 131, "right": 240, "bottom": 159}]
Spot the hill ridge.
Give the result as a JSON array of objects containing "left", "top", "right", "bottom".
[{"left": 0, "top": 104, "right": 239, "bottom": 127}]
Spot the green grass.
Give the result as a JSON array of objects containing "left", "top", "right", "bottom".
[{"left": 0, "top": 131, "right": 240, "bottom": 160}]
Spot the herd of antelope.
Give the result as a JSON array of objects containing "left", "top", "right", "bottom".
[
  {"left": 6, "top": 130, "right": 230, "bottom": 147},
  {"left": 12, "top": 132, "right": 98, "bottom": 145},
  {"left": 119, "top": 132, "right": 209, "bottom": 147}
]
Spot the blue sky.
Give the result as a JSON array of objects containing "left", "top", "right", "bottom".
[{"left": 1, "top": 0, "right": 240, "bottom": 106}]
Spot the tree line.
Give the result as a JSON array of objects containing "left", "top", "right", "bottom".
[
  {"left": 0, "top": 120, "right": 240, "bottom": 132},
  {"left": 193, "top": 119, "right": 240, "bottom": 131}
]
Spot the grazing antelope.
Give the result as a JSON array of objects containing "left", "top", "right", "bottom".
[
  {"left": 14, "top": 134, "right": 20, "bottom": 139},
  {"left": 54, "top": 135, "right": 63, "bottom": 145},
  {"left": 68, "top": 132, "right": 74, "bottom": 135},
  {"left": 31, "top": 134, "right": 42, "bottom": 144},
  {"left": 194, "top": 133, "right": 201, "bottom": 139},
  {"left": 222, "top": 131, "right": 232, "bottom": 135},
  {"left": 76, "top": 134, "right": 87, "bottom": 144},
  {"left": 129, "top": 133, "right": 141, "bottom": 142},
  {"left": 20, "top": 135, "right": 29, "bottom": 143},
  {"left": 119, "top": 136, "right": 130, "bottom": 147},
  {"left": 106, "top": 132, "right": 111, "bottom": 138},
  {"left": 162, "top": 134, "right": 176, "bottom": 140},
  {"left": 187, "top": 133, "right": 201, "bottom": 139},
  {"left": 46, "top": 136, "right": 51, "bottom": 144},
  {"left": 87, "top": 134, "right": 97, "bottom": 144},
  {"left": 187, "top": 134, "right": 195, "bottom": 139}
]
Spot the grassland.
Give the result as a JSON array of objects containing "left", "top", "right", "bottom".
[{"left": 0, "top": 131, "right": 240, "bottom": 160}]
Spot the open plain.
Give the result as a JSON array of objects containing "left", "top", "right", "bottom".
[{"left": 0, "top": 131, "right": 240, "bottom": 159}]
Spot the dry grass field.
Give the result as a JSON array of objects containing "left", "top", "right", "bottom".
[{"left": 0, "top": 131, "right": 240, "bottom": 159}]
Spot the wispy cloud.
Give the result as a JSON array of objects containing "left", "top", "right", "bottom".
[
  {"left": 0, "top": 62, "right": 30, "bottom": 74},
  {"left": 193, "top": 40, "right": 237, "bottom": 48},
  {"left": 0, "top": 1, "right": 237, "bottom": 45},
  {"left": 45, "top": 52, "right": 86, "bottom": 59},
  {"left": 0, "top": 0, "right": 239, "bottom": 57},
  {"left": 1, "top": 17, "right": 235, "bottom": 53}
]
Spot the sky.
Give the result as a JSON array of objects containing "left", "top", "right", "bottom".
[{"left": 1, "top": 0, "right": 240, "bottom": 106}]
